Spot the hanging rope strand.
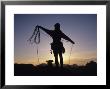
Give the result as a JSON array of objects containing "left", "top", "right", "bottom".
[
  {"left": 69, "top": 44, "right": 73, "bottom": 65},
  {"left": 37, "top": 45, "right": 39, "bottom": 64}
]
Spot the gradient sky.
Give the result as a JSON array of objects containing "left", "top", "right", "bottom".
[{"left": 14, "top": 14, "right": 97, "bottom": 66}]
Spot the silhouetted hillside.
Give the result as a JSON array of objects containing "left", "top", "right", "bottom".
[{"left": 14, "top": 61, "right": 97, "bottom": 76}]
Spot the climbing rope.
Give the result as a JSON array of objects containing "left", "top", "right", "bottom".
[
  {"left": 36, "top": 45, "right": 39, "bottom": 64},
  {"left": 69, "top": 44, "right": 73, "bottom": 65},
  {"left": 28, "top": 25, "right": 40, "bottom": 44},
  {"left": 28, "top": 26, "right": 41, "bottom": 65}
]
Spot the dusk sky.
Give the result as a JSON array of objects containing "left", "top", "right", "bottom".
[{"left": 14, "top": 14, "right": 97, "bottom": 66}]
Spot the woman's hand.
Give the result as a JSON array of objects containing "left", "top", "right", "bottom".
[
  {"left": 35, "top": 25, "right": 38, "bottom": 29},
  {"left": 35, "top": 25, "right": 41, "bottom": 29}
]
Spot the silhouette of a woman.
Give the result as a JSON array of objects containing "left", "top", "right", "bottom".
[{"left": 37, "top": 23, "right": 75, "bottom": 67}]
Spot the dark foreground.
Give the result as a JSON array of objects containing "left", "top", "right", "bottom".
[{"left": 14, "top": 61, "right": 97, "bottom": 76}]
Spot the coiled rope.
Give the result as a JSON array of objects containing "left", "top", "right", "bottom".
[
  {"left": 28, "top": 26, "right": 40, "bottom": 44},
  {"left": 28, "top": 26, "right": 40, "bottom": 64}
]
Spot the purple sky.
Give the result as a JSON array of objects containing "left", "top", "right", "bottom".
[{"left": 14, "top": 14, "right": 97, "bottom": 65}]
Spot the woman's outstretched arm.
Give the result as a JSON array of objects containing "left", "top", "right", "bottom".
[
  {"left": 60, "top": 31, "right": 75, "bottom": 44},
  {"left": 37, "top": 25, "right": 53, "bottom": 37}
]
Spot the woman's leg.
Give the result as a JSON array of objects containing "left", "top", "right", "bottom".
[
  {"left": 53, "top": 51, "right": 59, "bottom": 67},
  {"left": 59, "top": 52, "right": 63, "bottom": 68}
]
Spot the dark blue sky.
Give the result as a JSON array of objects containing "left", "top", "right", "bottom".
[{"left": 14, "top": 14, "right": 97, "bottom": 65}]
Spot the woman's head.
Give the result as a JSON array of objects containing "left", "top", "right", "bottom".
[{"left": 54, "top": 23, "right": 60, "bottom": 30}]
